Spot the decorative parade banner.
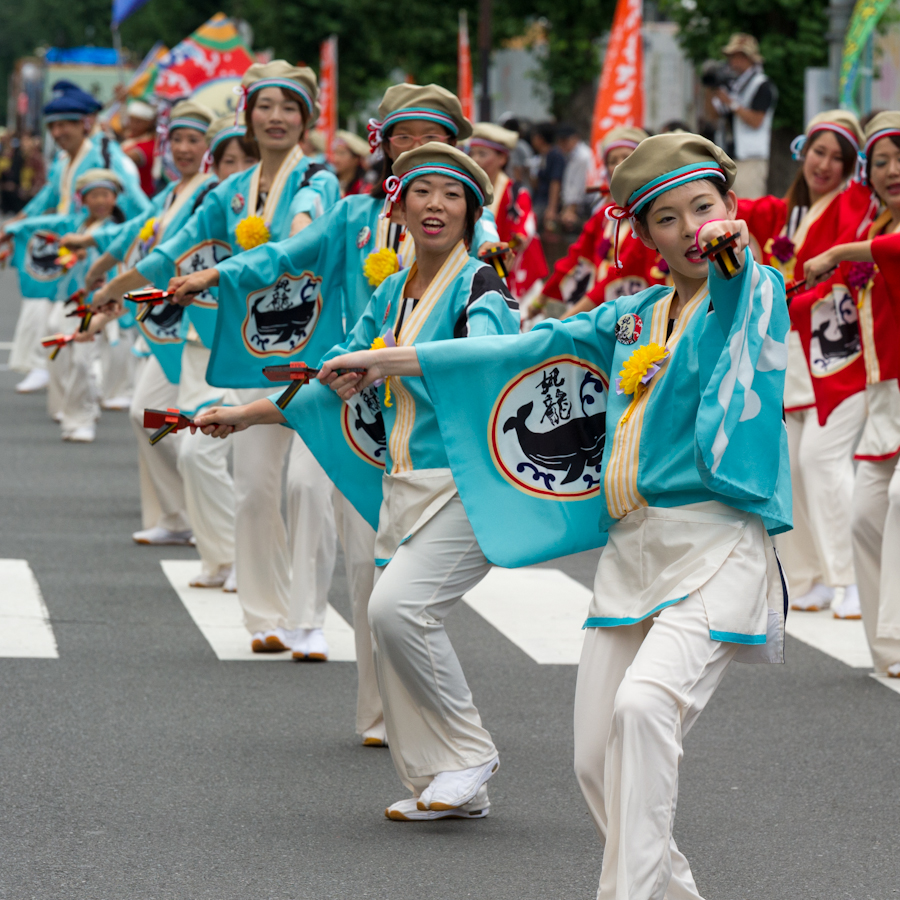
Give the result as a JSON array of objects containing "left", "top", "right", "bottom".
[
  {"left": 458, "top": 10, "right": 475, "bottom": 123},
  {"left": 153, "top": 13, "right": 254, "bottom": 101},
  {"left": 319, "top": 36, "right": 339, "bottom": 163},
  {"left": 840, "top": 0, "right": 894, "bottom": 112},
  {"left": 588, "top": 0, "right": 644, "bottom": 185}
]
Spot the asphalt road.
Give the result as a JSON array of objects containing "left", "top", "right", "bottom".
[{"left": 0, "top": 266, "right": 898, "bottom": 900}]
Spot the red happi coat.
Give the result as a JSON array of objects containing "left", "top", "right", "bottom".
[
  {"left": 739, "top": 180, "right": 875, "bottom": 415},
  {"left": 490, "top": 173, "right": 548, "bottom": 298},
  {"left": 542, "top": 201, "right": 666, "bottom": 307}
]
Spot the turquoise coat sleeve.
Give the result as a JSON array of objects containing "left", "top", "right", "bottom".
[
  {"left": 136, "top": 184, "right": 228, "bottom": 287},
  {"left": 288, "top": 168, "right": 340, "bottom": 220}
]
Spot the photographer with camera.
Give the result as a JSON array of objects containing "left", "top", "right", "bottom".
[{"left": 704, "top": 33, "right": 777, "bottom": 198}]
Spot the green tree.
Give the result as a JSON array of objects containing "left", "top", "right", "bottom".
[{"left": 659, "top": 0, "right": 830, "bottom": 131}]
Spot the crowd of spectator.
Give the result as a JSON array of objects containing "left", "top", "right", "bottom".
[{"left": 0, "top": 130, "right": 46, "bottom": 214}]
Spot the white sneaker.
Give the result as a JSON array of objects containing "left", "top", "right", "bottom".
[
  {"left": 417, "top": 756, "right": 500, "bottom": 811},
  {"left": 387, "top": 786, "right": 490, "bottom": 821},
  {"left": 101, "top": 396, "right": 131, "bottom": 410},
  {"left": 305, "top": 628, "right": 329, "bottom": 661},
  {"left": 250, "top": 629, "right": 289, "bottom": 653},
  {"left": 132, "top": 526, "right": 194, "bottom": 546},
  {"left": 833, "top": 584, "right": 862, "bottom": 620},
  {"left": 15, "top": 368, "right": 50, "bottom": 393},
  {"left": 63, "top": 425, "right": 96, "bottom": 443},
  {"left": 362, "top": 721, "right": 388, "bottom": 747},
  {"left": 223, "top": 568, "right": 237, "bottom": 593},
  {"left": 887, "top": 663, "right": 900, "bottom": 678},
  {"left": 189, "top": 564, "right": 233, "bottom": 589},
  {"left": 791, "top": 583, "right": 834, "bottom": 612}
]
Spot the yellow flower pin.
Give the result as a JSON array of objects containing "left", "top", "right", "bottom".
[
  {"left": 616, "top": 342, "right": 669, "bottom": 422},
  {"left": 138, "top": 217, "right": 157, "bottom": 243},
  {"left": 235, "top": 215, "right": 270, "bottom": 251},
  {"left": 363, "top": 247, "right": 400, "bottom": 287}
]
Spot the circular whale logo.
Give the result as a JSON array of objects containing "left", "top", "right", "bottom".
[
  {"left": 341, "top": 386, "right": 386, "bottom": 468},
  {"left": 25, "top": 230, "right": 64, "bottom": 282},
  {"left": 242, "top": 270, "right": 322, "bottom": 357},
  {"left": 488, "top": 355, "right": 608, "bottom": 500},
  {"left": 809, "top": 286, "right": 861, "bottom": 377},
  {"left": 176, "top": 240, "right": 232, "bottom": 308}
]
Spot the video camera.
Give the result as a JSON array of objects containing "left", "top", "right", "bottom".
[{"left": 701, "top": 61, "right": 734, "bottom": 90}]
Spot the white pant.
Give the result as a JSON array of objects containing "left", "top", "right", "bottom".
[
  {"left": 777, "top": 397, "right": 865, "bottom": 593},
  {"left": 852, "top": 455, "right": 900, "bottom": 670},
  {"left": 129, "top": 355, "right": 190, "bottom": 533},
  {"left": 9, "top": 298, "right": 51, "bottom": 374},
  {"left": 46, "top": 301, "right": 99, "bottom": 434},
  {"left": 574, "top": 591, "right": 736, "bottom": 900},
  {"left": 177, "top": 428, "right": 235, "bottom": 575},
  {"left": 99, "top": 322, "right": 134, "bottom": 403},
  {"left": 368, "top": 496, "right": 497, "bottom": 793},
  {"left": 231, "top": 388, "right": 336, "bottom": 633},
  {"left": 334, "top": 490, "right": 382, "bottom": 734}
]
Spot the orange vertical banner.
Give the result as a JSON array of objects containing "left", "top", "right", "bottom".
[
  {"left": 589, "top": 0, "right": 644, "bottom": 184},
  {"left": 458, "top": 10, "right": 475, "bottom": 122},
  {"left": 318, "top": 35, "right": 338, "bottom": 162}
]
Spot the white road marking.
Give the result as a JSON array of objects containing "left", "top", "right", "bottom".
[
  {"left": 463, "top": 567, "right": 591, "bottom": 665},
  {"left": 464, "top": 568, "right": 900, "bottom": 695},
  {"left": 784, "top": 607, "right": 873, "bottom": 668},
  {"left": 161, "top": 560, "right": 356, "bottom": 662},
  {"left": 0, "top": 559, "right": 59, "bottom": 658}
]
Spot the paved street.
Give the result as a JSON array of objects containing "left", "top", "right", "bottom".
[{"left": 0, "top": 267, "right": 898, "bottom": 900}]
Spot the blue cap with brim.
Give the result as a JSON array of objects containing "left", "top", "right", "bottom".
[{"left": 43, "top": 80, "right": 103, "bottom": 122}]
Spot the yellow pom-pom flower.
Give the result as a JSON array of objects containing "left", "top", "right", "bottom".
[
  {"left": 617, "top": 342, "right": 668, "bottom": 396},
  {"left": 363, "top": 248, "right": 400, "bottom": 287},
  {"left": 370, "top": 335, "right": 392, "bottom": 407},
  {"left": 138, "top": 217, "right": 157, "bottom": 243},
  {"left": 235, "top": 215, "right": 271, "bottom": 251}
]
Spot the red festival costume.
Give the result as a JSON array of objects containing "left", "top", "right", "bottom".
[
  {"left": 542, "top": 201, "right": 665, "bottom": 307},
  {"left": 489, "top": 172, "right": 547, "bottom": 298}
]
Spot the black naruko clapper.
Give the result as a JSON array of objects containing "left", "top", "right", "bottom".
[
  {"left": 699, "top": 231, "right": 740, "bottom": 280},
  {"left": 143, "top": 408, "right": 194, "bottom": 445}
]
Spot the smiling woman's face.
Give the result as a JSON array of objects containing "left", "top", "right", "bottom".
[
  {"left": 802, "top": 130, "right": 847, "bottom": 200},
  {"left": 635, "top": 179, "right": 736, "bottom": 282},
  {"left": 400, "top": 175, "right": 476, "bottom": 255},
  {"left": 250, "top": 87, "right": 305, "bottom": 151}
]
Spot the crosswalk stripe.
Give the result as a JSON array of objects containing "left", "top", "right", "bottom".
[
  {"left": 463, "top": 567, "right": 590, "bottom": 665},
  {"left": 161, "top": 560, "right": 356, "bottom": 661},
  {"left": 0, "top": 559, "right": 59, "bottom": 658},
  {"left": 784, "top": 607, "right": 900, "bottom": 696}
]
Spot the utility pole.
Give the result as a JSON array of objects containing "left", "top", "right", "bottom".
[{"left": 478, "top": 0, "right": 492, "bottom": 122}]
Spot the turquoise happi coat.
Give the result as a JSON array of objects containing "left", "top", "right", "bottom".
[
  {"left": 414, "top": 249, "right": 792, "bottom": 568},
  {"left": 24, "top": 134, "right": 149, "bottom": 221},
  {"left": 136, "top": 149, "right": 340, "bottom": 365},
  {"left": 207, "top": 192, "right": 502, "bottom": 387},
  {"left": 276, "top": 245, "right": 520, "bottom": 531},
  {"left": 110, "top": 173, "right": 219, "bottom": 383}
]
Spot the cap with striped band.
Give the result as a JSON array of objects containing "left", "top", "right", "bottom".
[
  {"left": 608, "top": 161, "right": 727, "bottom": 221},
  {"left": 245, "top": 78, "right": 314, "bottom": 116},
  {"left": 864, "top": 127, "right": 900, "bottom": 157},
  {"left": 791, "top": 122, "right": 862, "bottom": 161},
  {"left": 383, "top": 162, "right": 485, "bottom": 208},
  {"left": 367, "top": 108, "right": 460, "bottom": 152},
  {"left": 78, "top": 179, "right": 121, "bottom": 195},
  {"left": 210, "top": 124, "right": 247, "bottom": 153},
  {"left": 168, "top": 116, "right": 211, "bottom": 134},
  {"left": 469, "top": 137, "right": 511, "bottom": 155}
]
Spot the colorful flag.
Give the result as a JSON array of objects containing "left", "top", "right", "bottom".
[
  {"left": 318, "top": 36, "right": 338, "bottom": 163},
  {"left": 153, "top": 13, "right": 254, "bottom": 101},
  {"left": 458, "top": 10, "right": 474, "bottom": 123},
  {"left": 840, "top": 0, "right": 894, "bottom": 113},
  {"left": 112, "top": 0, "right": 151, "bottom": 27},
  {"left": 588, "top": 0, "right": 644, "bottom": 185}
]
